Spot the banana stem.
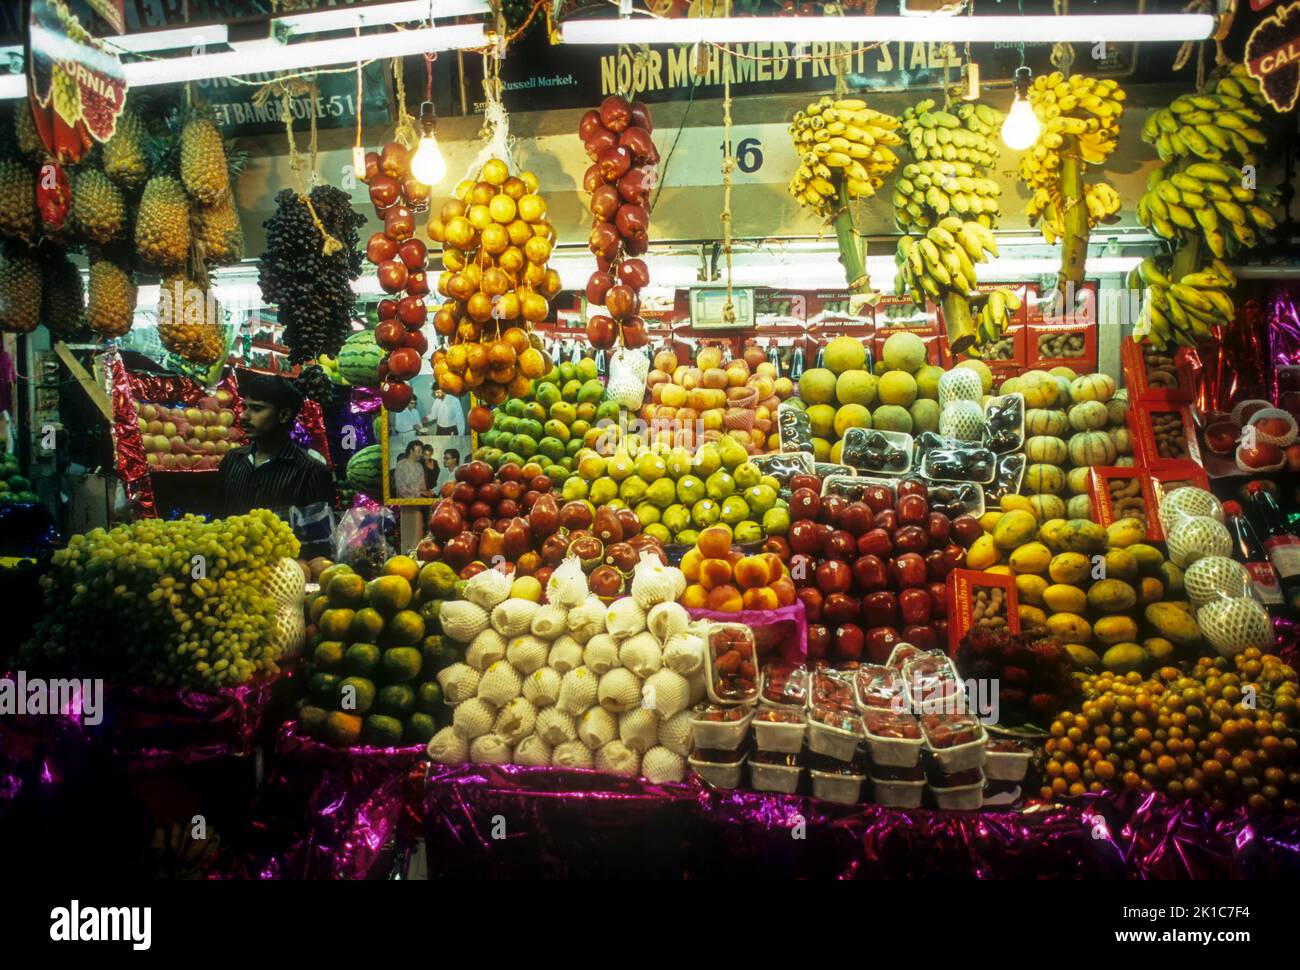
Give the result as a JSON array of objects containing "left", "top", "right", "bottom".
[
  {"left": 1058, "top": 135, "right": 1089, "bottom": 299},
  {"left": 941, "top": 291, "right": 977, "bottom": 356},
  {"left": 1171, "top": 232, "right": 1201, "bottom": 282},
  {"left": 833, "top": 180, "right": 870, "bottom": 294}
]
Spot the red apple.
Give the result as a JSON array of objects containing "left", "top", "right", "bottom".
[
  {"left": 831, "top": 624, "right": 865, "bottom": 663},
  {"left": 861, "top": 590, "right": 898, "bottom": 627},
  {"left": 897, "top": 478, "right": 927, "bottom": 499},
  {"left": 387, "top": 347, "right": 422, "bottom": 380},
  {"left": 823, "top": 529, "right": 856, "bottom": 561},
  {"left": 398, "top": 296, "right": 427, "bottom": 327},
  {"left": 405, "top": 271, "right": 429, "bottom": 298},
  {"left": 398, "top": 237, "right": 427, "bottom": 270},
  {"left": 761, "top": 536, "right": 791, "bottom": 561},
  {"left": 378, "top": 259, "right": 408, "bottom": 294},
  {"left": 367, "top": 232, "right": 398, "bottom": 264},
  {"left": 951, "top": 514, "right": 983, "bottom": 547},
  {"left": 789, "top": 488, "right": 821, "bottom": 521},
  {"left": 815, "top": 560, "right": 852, "bottom": 595},
  {"left": 891, "top": 553, "right": 927, "bottom": 589},
  {"left": 375, "top": 319, "right": 406, "bottom": 350},
  {"left": 469, "top": 501, "right": 494, "bottom": 522},
  {"left": 874, "top": 508, "right": 897, "bottom": 533},
  {"left": 926, "top": 512, "right": 951, "bottom": 548},
  {"left": 899, "top": 588, "right": 933, "bottom": 626},
  {"left": 796, "top": 586, "right": 823, "bottom": 622},
  {"left": 452, "top": 482, "right": 476, "bottom": 505},
  {"left": 807, "top": 625, "right": 830, "bottom": 662},
  {"left": 790, "top": 475, "right": 821, "bottom": 494},
  {"left": 893, "top": 525, "right": 928, "bottom": 555},
  {"left": 415, "top": 537, "right": 440, "bottom": 562},
  {"left": 865, "top": 627, "right": 902, "bottom": 665},
  {"left": 377, "top": 298, "right": 398, "bottom": 321},
  {"left": 464, "top": 461, "right": 492, "bottom": 486},
  {"left": 823, "top": 593, "right": 861, "bottom": 625},
  {"left": 379, "top": 380, "right": 412, "bottom": 411},
  {"left": 789, "top": 553, "right": 818, "bottom": 588},
  {"left": 819, "top": 494, "right": 848, "bottom": 526},
  {"left": 897, "top": 493, "right": 928, "bottom": 526},
  {"left": 925, "top": 549, "right": 954, "bottom": 582},
  {"left": 932, "top": 618, "right": 949, "bottom": 646},
  {"left": 927, "top": 582, "right": 948, "bottom": 618},
  {"left": 788, "top": 520, "right": 825, "bottom": 556},
  {"left": 944, "top": 543, "right": 967, "bottom": 572},
  {"left": 864, "top": 485, "right": 893, "bottom": 514},
  {"left": 840, "top": 501, "right": 874, "bottom": 536},
  {"left": 857, "top": 528, "right": 893, "bottom": 558},
  {"left": 902, "top": 624, "right": 938, "bottom": 652},
  {"left": 852, "top": 554, "right": 889, "bottom": 592}
]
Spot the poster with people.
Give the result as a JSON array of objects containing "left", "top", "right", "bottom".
[{"left": 382, "top": 375, "right": 472, "bottom": 505}]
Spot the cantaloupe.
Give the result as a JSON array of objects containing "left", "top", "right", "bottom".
[
  {"left": 1025, "top": 435, "right": 1068, "bottom": 465},
  {"left": 1068, "top": 430, "right": 1118, "bottom": 467},
  {"left": 1068, "top": 400, "right": 1108, "bottom": 432},
  {"left": 1069, "top": 373, "right": 1117, "bottom": 404}
]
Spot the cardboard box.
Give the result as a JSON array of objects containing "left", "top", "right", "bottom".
[
  {"left": 1121, "top": 339, "right": 1194, "bottom": 404},
  {"left": 1129, "top": 402, "right": 1203, "bottom": 468},
  {"left": 1025, "top": 282, "right": 1099, "bottom": 371},
  {"left": 946, "top": 569, "right": 1019, "bottom": 656},
  {"left": 1089, "top": 466, "right": 1161, "bottom": 541}
]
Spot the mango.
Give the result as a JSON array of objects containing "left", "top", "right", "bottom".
[
  {"left": 1008, "top": 541, "right": 1052, "bottom": 575},
  {"left": 1046, "top": 611, "right": 1092, "bottom": 644},
  {"left": 1102, "top": 643, "right": 1150, "bottom": 674},
  {"left": 1136, "top": 576, "right": 1165, "bottom": 605},
  {"left": 1106, "top": 517, "right": 1146, "bottom": 549},
  {"left": 1016, "top": 574, "right": 1049, "bottom": 606},
  {"left": 966, "top": 534, "right": 1000, "bottom": 570},
  {"left": 1058, "top": 518, "right": 1107, "bottom": 555},
  {"left": 1019, "top": 605, "right": 1048, "bottom": 628},
  {"left": 1087, "top": 578, "right": 1138, "bottom": 614},
  {"left": 1102, "top": 548, "right": 1138, "bottom": 582},
  {"left": 1159, "top": 562, "right": 1185, "bottom": 598},
  {"left": 1093, "top": 615, "right": 1139, "bottom": 647},
  {"left": 1038, "top": 517, "right": 1069, "bottom": 550},
  {"left": 1127, "top": 543, "right": 1165, "bottom": 575},
  {"left": 1066, "top": 644, "right": 1102, "bottom": 670},
  {"left": 1144, "top": 637, "right": 1177, "bottom": 665},
  {"left": 987, "top": 565, "right": 1013, "bottom": 576},
  {"left": 993, "top": 509, "right": 1038, "bottom": 550},
  {"left": 980, "top": 510, "right": 1003, "bottom": 535},
  {"left": 1145, "top": 601, "right": 1201, "bottom": 647},
  {"left": 1042, "top": 583, "right": 1088, "bottom": 614},
  {"left": 1049, "top": 552, "right": 1091, "bottom": 585},
  {"left": 1000, "top": 494, "right": 1036, "bottom": 517}
]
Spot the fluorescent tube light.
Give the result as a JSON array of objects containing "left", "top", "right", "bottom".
[
  {"left": 275, "top": 0, "right": 491, "bottom": 35},
  {"left": 108, "top": 24, "right": 229, "bottom": 53},
  {"left": 558, "top": 14, "right": 1216, "bottom": 45}
]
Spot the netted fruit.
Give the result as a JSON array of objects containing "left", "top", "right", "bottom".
[
  {"left": 0, "top": 251, "right": 41, "bottom": 333},
  {"left": 86, "top": 257, "right": 136, "bottom": 337},
  {"left": 0, "top": 158, "right": 36, "bottom": 241},
  {"left": 70, "top": 167, "right": 125, "bottom": 244},
  {"left": 135, "top": 175, "right": 191, "bottom": 269},
  {"left": 180, "top": 116, "right": 230, "bottom": 205},
  {"left": 101, "top": 110, "right": 149, "bottom": 188}
]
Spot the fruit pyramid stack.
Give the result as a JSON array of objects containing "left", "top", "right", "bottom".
[
  {"left": 472, "top": 357, "right": 617, "bottom": 479},
  {"left": 426, "top": 554, "right": 701, "bottom": 784},
  {"left": 298, "top": 556, "right": 464, "bottom": 748},
  {"left": 428, "top": 157, "right": 562, "bottom": 405}
]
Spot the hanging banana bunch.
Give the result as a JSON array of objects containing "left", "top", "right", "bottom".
[
  {"left": 788, "top": 95, "right": 902, "bottom": 292},
  {"left": 1137, "top": 64, "right": 1278, "bottom": 259},
  {"left": 1016, "top": 72, "right": 1126, "bottom": 295},
  {"left": 892, "top": 99, "right": 1019, "bottom": 355},
  {"left": 1129, "top": 255, "right": 1237, "bottom": 350}
]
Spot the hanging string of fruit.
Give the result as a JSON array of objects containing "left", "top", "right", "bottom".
[
  {"left": 1016, "top": 72, "right": 1126, "bottom": 296},
  {"left": 579, "top": 95, "right": 656, "bottom": 352},
  {"left": 427, "top": 157, "right": 560, "bottom": 403},
  {"left": 1132, "top": 63, "right": 1278, "bottom": 349},
  {"left": 891, "top": 99, "right": 1018, "bottom": 356},
  {"left": 787, "top": 95, "right": 902, "bottom": 293},
  {"left": 360, "top": 135, "right": 435, "bottom": 412}
]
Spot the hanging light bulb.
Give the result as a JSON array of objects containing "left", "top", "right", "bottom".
[
  {"left": 410, "top": 100, "right": 447, "bottom": 186},
  {"left": 1001, "top": 66, "right": 1040, "bottom": 151}
]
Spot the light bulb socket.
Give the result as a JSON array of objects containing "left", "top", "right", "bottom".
[
  {"left": 419, "top": 100, "right": 436, "bottom": 136},
  {"left": 1012, "top": 66, "right": 1032, "bottom": 100}
]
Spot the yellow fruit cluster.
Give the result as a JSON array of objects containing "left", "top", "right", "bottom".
[
  {"left": 1130, "top": 256, "right": 1236, "bottom": 350},
  {"left": 787, "top": 96, "right": 902, "bottom": 217}
]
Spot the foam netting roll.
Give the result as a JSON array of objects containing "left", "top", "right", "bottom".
[
  {"left": 427, "top": 726, "right": 469, "bottom": 764},
  {"left": 478, "top": 660, "right": 524, "bottom": 707},
  {"left": 605, "top": 598, "right": 647, "bottom": 641},
  {"left": 506, "top": 634, "right": 551, "bottom": 674},
  {"left": 547, "top": 635, "right": 585, "bottom": 673},
  {"left": 582, "top": 633, "right": 621, "bottom": 674},
  {"left": 530, "top": 603, "right": 569, "bottom": 640},
  {"left": 466, "top": 628, "right": 508, "bottom": 672},
  {"left": 1198, "top": 596, "right": 1274, "bottom": 657},
  {"left": 643, "top": 668, "right": 690, "bottom": 719},
  {"left": 546, "top": 557, "right": 589, "bottom": 608},
  {"left": 462, "top": 568, "right": 512, "bottom": 610},
  {"left": 656, "top": 710, "right": 694, "bottom": 756},
  {"left": 439, "top": 600, "right": 491, "bottom": 642},
  {"left": 453, "top": 697, "right": 499, "bottom": 740},
  {"left": 1167, "top": 515, "right": 1233, "bottom": 569},
  {"left": 437, "top": 662, "right": 481, "bottom": 704},
  {"left": 567, "top": 596, "right": 608, "bottom": 644},
  {"left": 595, "top": 739, "right": 641, "bottom": 776},
  {"left": 647, "top": 601, "right": 690, "bottom": 642},
  {"left": 1183, "top": 556, "right": 1253, "bottom": 607},
  {"left": 640, "top": 745, "right": 686, "bottom": 784},
  {"left": 513, "top": 734, "right": 553, "bottom": 766},
  {"left": 470, "top": 733, "right": 514, "bottom": 765},
  {"left": 577, "top": 706, "right": 618, "bottom": 749},
  {"left": 1157, "top": 486, "right": 1224, "bottom": 534},
  {"left": 662, "top": 632, "right": 706, "bottom": 675},
  {"left": 598, "top": 667, "right": 642, "bottom": 713}
]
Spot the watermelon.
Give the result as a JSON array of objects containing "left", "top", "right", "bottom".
[
  {"left": 346, "top": 445, "right": 383, "bottom": 497},
  {"left": 338, "top": 330, "right": 382, "bottom": 387}
]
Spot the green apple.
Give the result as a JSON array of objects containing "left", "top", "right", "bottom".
[
  {"left": 744, "top": 484, "right": 778, "bottom": 515},
  {"left": 676, "top": 474, "right": 706, "bottom": 505},
  {"left": 762, "top": 506, "right": 791, "bottom": 535},
  {"left": 733, "top": 461, "right": 761, "bottom": 489},
  {"left": 719, "top": 495, "right": 750, "bottom": 526},
  {"left": 691, "top": 498, "right": 721, "bottom": 528},
  {"left": 705, "top": 470, "right": 736, "bottom": 500},
  {"left": 734, "top": 520, "right": 763, "bottom": 544}
]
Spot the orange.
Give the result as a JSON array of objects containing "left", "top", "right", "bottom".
[
  {"left": 383, "top": 609, "right": 426, "bottom": 647},
  {"left": 481, "top": 158, "right": 509, "bottom": 186},
  {"left": 517, "top": 193, "right": 546, "bottom": 223},
  {"left": 366, "top": 575, "right": 413, "bottom": 616},
  {"left": 382, "top": 555, "right": 419, "bottom": 583}
]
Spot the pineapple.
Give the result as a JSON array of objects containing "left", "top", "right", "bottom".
[
  {"left": 0, "top": 252, "right": 42, "bottom": 333},
  {"left": 87, "top": 258, "right": 136, "bottom": 337},
  {"left": 0, "top": 158, "right": 36, "bottom": 241},
  {"left": 13, "top": 102, "right": 41, "bottom": 157},
  {"left": 158, "top": 274, "right": 225, "bottom": 364},
  {"left": 71, "top": 168, "right": 125, "bottom": 244},
  {"left": 193, "top": 194, "right": 244, "bottom": 265},
  {"left": 41, "top": 253, "right": 86, "bottom": 337},
  {"left": 135, "top": 176, "right": 191, "bottom": 270},
  {"left": 180, "top": 117, "right": 230, "bottom": 205},
  {"left": 102, "top": 110, "right": 148, "bottom": 188}
]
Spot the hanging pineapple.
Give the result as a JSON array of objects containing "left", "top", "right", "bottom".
[
  {"left": 13, "top": 102, "right": 41, "bottom": 158},
  {"left": 0, "top": 251, "right": 42, "bottom": 333},
  {"left": 87, "top": 258, "right": 137, "bottom": 337},
  {"left": 193, "top": 194, "right": 244, "bottom": 265},
  {"left": 0, "top": 158, "right": 36, "bottom": 242},
  {"left": 157, "top": 274, "right": 227, "bottom": 365},
  {"left": 41, "top": 252, "right": 86, "bottom": 337},
  {"left": 135, "top": 175, "right": 191, "bottom": 270},
  {"left": 70, "top": 168, "right": 126, "bottom": 244},
  {"left": 102, "top": 110, "right": 149, "bottom": 189},
  {"left": 179, "top": 116, "right": 231, "bottom": 206}
]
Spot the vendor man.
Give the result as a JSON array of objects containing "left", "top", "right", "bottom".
[{"left": 218, "top": 369, "right": 335, "bottom": 554}]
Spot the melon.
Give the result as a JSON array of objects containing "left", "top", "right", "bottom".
[
  {"left": 1019, "top": 371, "right": 1060, "bottom": 408},
  {"left": 1026, "top": 408, "right": 1069, "bottom": 437},
  {"left": 346, "top": 444, "right": 384, "bottom": 497},
  {"left": 339, "top": 330, "right": 383, "bottom": 387},
  {"left": 1068, "top": 430, "right": 1118, "bottom": 467},
  {"left": 1070, "top": 373, "right": 1117, "bottom": 404},
  {"left": 1025, "top": 463, "right": 1065, "bottom": 495},
  {"left": 1025, "top": 435, "right": 1068, "bottom": 465},
  {"left": 1068, "top": 400, "right": 1109, "bottom": 432},
  {"left": 1067, "top": 466, "right": 1092, "bottom": 494}
]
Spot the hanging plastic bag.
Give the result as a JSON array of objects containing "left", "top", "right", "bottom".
[
  {"left": 606, "top": 346, "right": 649, "bottom": 410},
  {"left": 333, "top": 505, "right": 397, "bottom": 579}
]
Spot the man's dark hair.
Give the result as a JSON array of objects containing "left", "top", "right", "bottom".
[
  {"left": 405, "top": 441, "right": 423, "bottom": 458},
  {"left": 444, "top": 448, "right": 460, "bottom": 464},
  {"left": 422, "top": 444, "right": 434, "bottom": 456}
]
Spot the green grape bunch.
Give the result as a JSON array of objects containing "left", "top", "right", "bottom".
[{"left": 21, "top": 511, "right": 300, "bottom": 690}]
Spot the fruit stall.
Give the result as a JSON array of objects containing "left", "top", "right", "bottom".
[{"left": 2, "top": 0, "right": 1300, "bottom": 885}]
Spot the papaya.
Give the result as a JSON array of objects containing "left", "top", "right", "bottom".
[{"left": 1144, "top": 601, "right": 1201, "bottom": 647}]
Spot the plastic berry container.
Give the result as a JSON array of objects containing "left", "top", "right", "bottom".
[
  {"left": 705, "top": 623, "right": 759, "bottom": 705},
  {"left": 868, "top": 772, "right": 925, "bottom": 808},
  {"left": 984, "top": 738, "right": 1033, "bottom": 782},
  {"left": 689, "top": 703, "right": 755, "bottom": 750},
  {"left": 689, "top": 747, "right": 748, "bottom": 790},
  {"left": 885, "top": 643, "right": 931, "bottom": 669},
  {"left": 807, "top": 707, "right": 863, "bottom": 762},
  {"left": 810, "top": 668, "right": 858, "bottom": 711},
  {"left": 862, "top": 709, "right": 924, "bottom": 768},
  {"left": 752, "top": 705, "right": 807, "bottom": 754},
  {"left": 760, "top": 661, "right": 809, "bottom": 708},
  {"left": 929, "top": 769, "right": 986, "bottom": 811},
  {"left": 810, "top": 765, "right": 864, "bottom": 805},
  {"left": 749, "top": 751, "right": 802, "bottom": 794},
  {"left": 920, "top": 713, "right": 987, "bottom": 773},
  {"left": 854, "top": 664, "right": 907, "bottom": 711}
]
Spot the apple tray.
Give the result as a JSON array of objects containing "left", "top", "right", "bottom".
[
  {"left": 983, "top": 746, "right": 1032, "bottom": 783},
  {"left": 930, "top": 770, "right": 985, "bottom": 811},
  {"left": 810, "top": 768, "right": 864, "bottom": 805},
  {"left": 689, "top": 751, "right": 747, "bottom": 790},
  {"left": 806, "top": 716, "right": 863, "bottom": 762},
  {"left": 749, "top": 757, "right": 802, "bottom": 795},
  {"left": 752, "top": 708, "right": 807, "bottom": 754},
  {"left": 689, "top": 706, "right": 755, "bottom": 750},
  {"left": 868, "top": 773, "right": 925, "bottom": 809}
]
